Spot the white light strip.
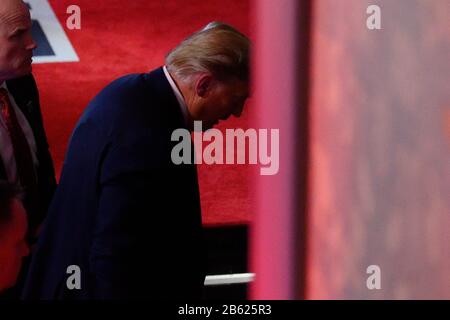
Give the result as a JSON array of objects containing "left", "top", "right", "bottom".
[
  {"left": 204, "top": 273, "right": 255, "bottom": 286},
  {"left": 27, "top": 0, "right": 79, "bottom": 63}
]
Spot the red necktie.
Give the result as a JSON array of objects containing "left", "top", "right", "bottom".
[{"left": 0, "top": 87, "right": 38, "bottom": 212}]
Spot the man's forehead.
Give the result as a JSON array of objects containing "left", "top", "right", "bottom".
[
  {"left": 1, "top": 0, "right": 28, "bottom": 10},
  {"left": 0, "top": 1, "right": 31, "bottom": 27}
]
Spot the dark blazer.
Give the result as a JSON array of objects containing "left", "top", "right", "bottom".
[
  {"left": 22, "top": 67, "right": 206, "bottom": 300},
  {"left": 0, "top": 74, "right": 56, "bottom": 300},
  {"left": 1, "top": 74, "right": 57, "bottom": 235}
]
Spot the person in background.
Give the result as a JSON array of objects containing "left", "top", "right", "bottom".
[
  {"left": 23, "top": 21, "right": 249, "bottom": 299},
  {"left": 0, "top": 0, "right": 57, "bottom": 299}
]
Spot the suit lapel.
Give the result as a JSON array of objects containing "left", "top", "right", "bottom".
[
  {"left": 2, "top": 76, "right": 41, "bottom": 182},
  {"left": 5, "top": 78, "right": 38, "bottom": 136},
  {"left": 0, "top": 156, "right": 6, "bottom": 180},
  {"left": 0, "top": 80, "right": 25, "bottom": 180}
]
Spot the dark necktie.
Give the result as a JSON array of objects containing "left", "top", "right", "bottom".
[{"left": 0, "top": 87, "right": 38, "bottom": 215}]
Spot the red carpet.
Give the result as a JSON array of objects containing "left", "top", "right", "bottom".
[{"left": 33, "top": 0, "right": 253, "bottom": 226}]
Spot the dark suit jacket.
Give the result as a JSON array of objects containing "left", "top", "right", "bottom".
[
  {"left": 1, "top": 74, "right": 56, "bottom": 235},
  {"left": 22, "top": 67, "right": 206, "bottom": 300},
  {"left": 0, "top": 74, "right": 56, "bottom": 300}
]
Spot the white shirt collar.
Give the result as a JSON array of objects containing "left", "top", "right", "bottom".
[{"left": 163, "top": 66, "right": 190, "bottom": 128}]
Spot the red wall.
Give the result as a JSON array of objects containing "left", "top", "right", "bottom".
[{"left": 307, "top": 0, "right": 450, "bottom": 299}]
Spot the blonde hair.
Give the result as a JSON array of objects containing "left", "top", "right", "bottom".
[{"left": 165, "top": 21, "right": 250, "bottom": 83}]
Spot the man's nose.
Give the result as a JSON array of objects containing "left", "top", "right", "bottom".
[
  {"left": 26, "top": 35, "right": 38, "bottom": 51},
  {"left": 28, "top": 40, "right": 38, "bottom": 51}
]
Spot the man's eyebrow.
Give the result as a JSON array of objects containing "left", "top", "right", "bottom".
[{"left": 10, "top": 26, "right": 29, "bottom": 34}]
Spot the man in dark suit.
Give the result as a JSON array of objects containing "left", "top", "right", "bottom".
[
  {"left": 0, "top": 0, "right": 57, "bottom": 299},
  {"left": 1, "top": 76, "right": 57, "bottom": 234},
  {"left": 23, "top": 22, "right": 249, "bottom": 299}
]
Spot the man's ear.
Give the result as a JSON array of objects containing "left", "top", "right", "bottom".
[{"left": 195, "top": 74, "right": 213, "bottom": 97}]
